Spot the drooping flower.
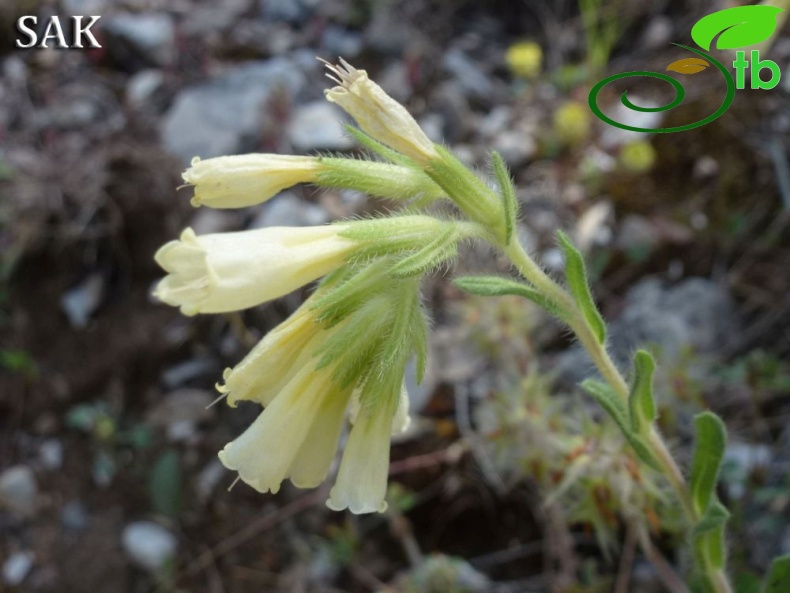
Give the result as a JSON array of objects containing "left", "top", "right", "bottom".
[
  {"left": 323, "top": 59, "right": 438, "bottom": 165},
  {"left": 184, "top": 154, "right": 323, "bottom": 208},
  {"left": 153, "top": 225, "right": 356, "bottom": 315}
]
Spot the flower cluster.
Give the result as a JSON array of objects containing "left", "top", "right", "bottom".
[{"left": 154, "top": 58, "right": 515, "bottom": 514}]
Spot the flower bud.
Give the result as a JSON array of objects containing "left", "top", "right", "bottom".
[
  {"left": 323, "top": 59, "right": 438, "bottom": 164},
  {"left": 183, "top": 154, "right": 323, "bottom": 208}
]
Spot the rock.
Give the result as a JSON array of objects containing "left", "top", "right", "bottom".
[
  {"left": 641, "top": 16, "right": 673, "bottom": 50},
  {"left": 61, "top": 500, "right": 90, "bottom": 532},
  {"left": 105, "top": 13, "right": 176, "bottom": 67},
  {"left": 162, "top": 59, "right": 306, "bottom": 163},
  {"left": 320, "top": 26, "right": 363, "bottom": 59},
  {"left": 557, "top": 278, "right": 738, "bottom": 384},
  {"left": 2, "top": 551, "right": 34, "bottom": 587},
  {"left": 442, "top": 48, "right": 495, "bottom": 103},
  {"left": 400, "top": 555, "right": 490, "bottom": 593},
  {"left": 126, "top": 69, "right": 165, "bottom": 109},
  {"left": 147, "top": 389, "right": 216, "bottom": 443},
  {"left": 575, "top": 201, "right": 613, "bottom": 251},
  {"left": 250, "top": 192, "right": 329, "bottom": 228},
  {"left": 599, "top": 99, "right": 663, "bottom": 148},
  {"left": 196, "top": 460, "right": 226, "bottom": 503},
  {"left": 723, "top": 441, "right": 772, "bottom": 499},
  {"left": 286, "top": 101, "right": 353, "bottom": 152},
  {"left": 60, "top": 273, "right": 104, "bottom": 329},
  {"left": 162, "top": 358, "right": 219, "bottom": 389},
  {"left": 38, "top": 438, "right": 64, "bottom": 470},
  {"left": 122, "top": 521, "right": 177, "bottom": 573},
  {"left": 259, "top": 0, "right": 314, "bottom": 24},
  {"left": 491, "top": 129, "right": 536, "bottom": 168},
  {"left": 0, "top": 465, "right": 37, "bottom": 517}
]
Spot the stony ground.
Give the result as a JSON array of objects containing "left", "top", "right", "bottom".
[{"left": 1, "top": 1, "right": 789, "bottom": 592}]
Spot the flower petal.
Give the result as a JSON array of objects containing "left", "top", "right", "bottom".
[{"left": 327, "top": 399, "right": 394, "bottom": 514}]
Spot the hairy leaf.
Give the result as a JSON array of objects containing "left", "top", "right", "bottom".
[
  {"left": 629, "top": 350, "right": 657, "bottom": 433},
  {"left": 490, "top": 151, "right": 518, "bottom": 244},
  {"left": 556, "top": 231, "right": 606, "bottom": 343},
  {"left": 690, "top": 412, "right": 727, "bottom": 516}
]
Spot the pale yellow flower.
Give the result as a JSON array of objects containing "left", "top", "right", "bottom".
[
  {"left": 327, "top": 395, "right": 399, "bottom": 514},
  {"left": 218, "top": 364, "right": 354, "bottom": 493},
  {"left": 184, "top": 154, "right": 323, "bottom": 208},
  {"left": 505, "top": 41, "right": 542, "bottom": 79},
  {"left": 153, "top": 225, "right": 355, "bottom": 315},
  {"left": 217, "top": 300, "right": 328, "bottom": 408},
  {"left": 323, "top": 59, "right": 438, "bottom": 164}
]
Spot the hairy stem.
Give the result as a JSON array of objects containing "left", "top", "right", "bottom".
[{"left": 502, "top": 238, "right": 731, "bottom": 593}]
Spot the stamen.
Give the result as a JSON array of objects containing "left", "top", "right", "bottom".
[
  {"left": 206, "top": 390, "right": 229, "bottom": 410},
  {"left": 227, "top": 475, "right": 241, "bottom": 491}
]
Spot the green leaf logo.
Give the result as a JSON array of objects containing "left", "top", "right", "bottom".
[{"left": 691, "top": 5, "right": 784, "bottom": 51}]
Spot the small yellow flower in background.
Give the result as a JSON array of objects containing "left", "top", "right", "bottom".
[
  {"left": 618, "top": 140, "right": 657, "bottom": 173},
  {"left": 323, "top": 58, "right": 439, "bottom": 165},
  {"left": 184, "top": 154, "right": 323, "bottom": 208},
  {"left": 553, "top": 101, "right": 592, "bottom": 146},
  {"left": 506, "top": 41, "right": 543, "bottom": 79},
  {"left": 153, "top": 225, "right": 356, "bottom": 315}
]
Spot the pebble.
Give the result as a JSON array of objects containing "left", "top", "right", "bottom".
[
  {"left": 0, "top": 465, "right": 38, "bottom": 517},
  {"left": 321, "top": 26, "right": 363, "bottom": 59},
  {"left": 105, "top": 13, "right": 176, "bottom": 66},
  {"left": 38, "top": 439, "right": 64, "bottom": 470},
  {"left": 61, "top": 500, "right": 90, "bottom": 532},
  {"left": 126, "top": 69, "right": 165, "bottom": 109},
  {"left": 286, "top": 101, "right": 353, "bottom": 152},
  {"left": 2, "top": 551, "right": 34, "bottom": 587},
  {"left": 250, "top": 192, "right": 329, "bottom": 228},
  {"left": 442, "top": 48, "right": 495, "bottom": 103},
  {"left": 162, "top": 58, "right": 306, "bottom": 163},
  {"left": 60, "top": 273, "right": 104, "bottom": 329},
  {"left": 121, "top": 521, "right": 178, "bottom": 573},
  {"left": 491, "top": 129, "right": 535, "bottom": 168},
  {"left": 196, "top": 460, "right": 227, "bottom": 503}
]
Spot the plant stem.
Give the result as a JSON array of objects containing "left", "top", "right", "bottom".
[{"left": 502, "top": 238, "right": 732, "bottom": 593}]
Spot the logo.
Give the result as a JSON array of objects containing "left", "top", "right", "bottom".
[
  {"left": 15, "top": 16, "right": 101, "bottom": 49},
  {"left": 589, "top": 5, "right": 784, "bottom": 133}
]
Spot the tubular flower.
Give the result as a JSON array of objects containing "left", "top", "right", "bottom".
[
  {"left": 218, "top": 361, "right": 354, "bottom": 493},
  {"left": 184, "top": 154, "right": 323, "bottom": 208},
  {"left": 323, "top": 59, "right": 439, "bottom": 165},
  {"left": 153, "top": 225, "right": 356, "bottom": 315}
]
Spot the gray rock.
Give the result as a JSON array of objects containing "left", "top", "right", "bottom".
[
  {"left": 105, "top": 13, "right": 176, "bottom": 66},
  {"left": 161, "top": 59, "right": 306, "bottom": 163},
  {"left": 0, "top": 465, "right": 37, "bottom": 517},
  {"left": 321, "top": 26, "right": 363, "bottom": 59},
  {"left": 38, "top": 439, "right": 64, "bottom": 470},
  {"left": 250, "top": 192, "right": 329, "bottom": 228},
  {"left": 162, "top": 358, "right": 219, "bottom": 389},
  {"left": 491, "top": 129, "right": 536, "bottom": 168},
  {"left": 442, "top": 48, "right": 495, "bottom": 103},
  {"left": 557, "top": 278, "right": 738, "bottom": 384},
  {"left": 286, "top": 101, "right": 353, "bottom": 152},
  {"left": 60, "top": 273, "right": 104, "bottom": 329},
  {"left": 196, "top": 460, "right": 226, "bottom": 503},
  {"left": 2, "top": 551, "right": 34, "bottom": 587},
  {"left": 259, "top": 0, "right": 315, "bottom": 23},
  {"left": 122, "top": 521, "right": 177, "bottom": 573},
  {"left": 126, "top": 69, "right": 165, "bottom": 109},
  {"left": 61, "top": 500, "right": 89, "bottom": 532}
]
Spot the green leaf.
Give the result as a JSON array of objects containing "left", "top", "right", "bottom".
[
  {"left": 490, "top": 151, "right": 518, "bottom": 244},
  {"left": 690, "top": 412, "right": 728, "bottom": 516},
  {"left": 149, "top": 449, "right": 181, "bottom": 520},
  {"left": 693, "top": 500, "right": 730, "bottom": 570},
  {"left": 452, "top": 275, "right": 572, "bottom": 323},
  {"left": 628, "top": 350, "right": 657, "bottom": 433},
  {"left": 390, "top": 226, "right": 458, "bottom": 277},
  {"left": 556, "top": 231, "right": 606, "bottom": 343},
  {"left": 762, "top": 554, "right": 790, "bottom": 593},
  {"left": 581, "top": 379, "right": 662, "bottom": 471},
  {"left": 344, "top": 125, "right": 414, "bottom": 166},
  {"left": 691, "top": 6, "right": 784, "bottom": 51}
]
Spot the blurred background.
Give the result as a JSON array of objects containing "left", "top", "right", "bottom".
[{"left": 1, "top": 1, "right": 789, "bottom": 591}]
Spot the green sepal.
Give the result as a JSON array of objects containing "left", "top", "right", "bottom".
[
  {"left": 556, "top": 230, "right": 606, "bottom": 344},
  {"left": 452, "top": 275, "right": 572, "bottom": 323},
  {"left": 628, "top": 350, "right": 657, "bottom": 434},
  {"left": 339, "top": 215, "right": 450, "bottom": 261},
  {"left": 426, "top": 144, "right": 504, "bottom": 237},
  {"left": 690, "top": 411, "right": 727, "bottom": 516},
  {"left": 490, "top": 151, "right": 518, "bottom": 245},
  {"left": 693, "top": 499, "right": 730, "bottom": 570},
  {"left": 411, "top": 301, "right": 429, "bottom": 384},
  {"left": 762, "top": 553, "right": 790, "bottom": 593},
  {"left": 390, "top": 225, "right": 458, "bottom": 277},
  {"left": 344, "top": 125, "right": 414, "bottom": 166},
  {"left": 311, "top": 261, "right": 388, "bottom": 327},
  {"left": 581, "top": 379, "right": 662, "bottom": 471},
  {"left": 317, "top": 156, "right": 444, "bottom": 203}
]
